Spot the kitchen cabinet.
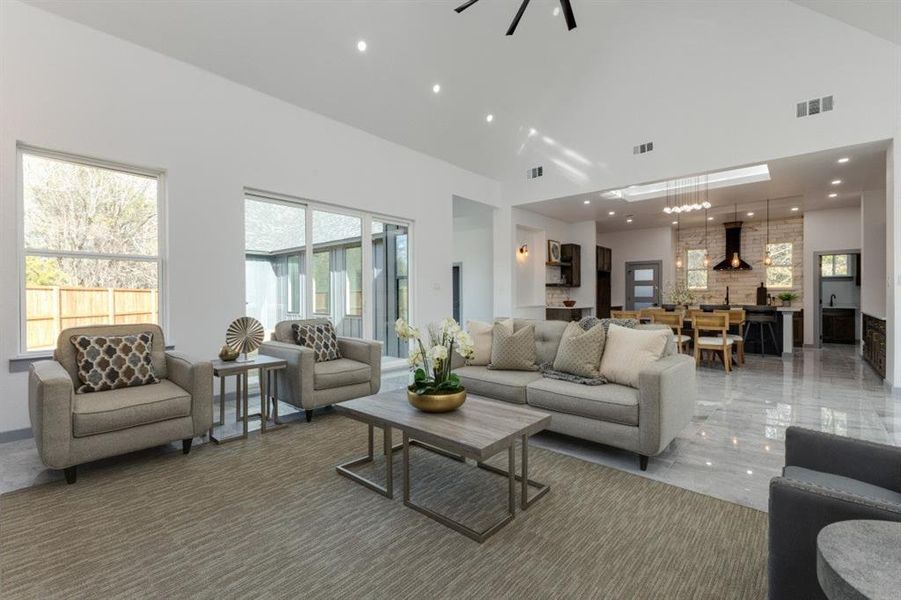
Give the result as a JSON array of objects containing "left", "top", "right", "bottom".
[
  {"left": 821, "top": 308, "right": 855, "bottom": 344},
  {"left": 862, "top": 313, "right": 886, "bottom": 378}
]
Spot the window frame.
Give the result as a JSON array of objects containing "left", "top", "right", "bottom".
[
  {"left": 820, "top": 254, "right": 852, "bottom": 279},
  {"left": 765, "top": 241, "right": 793, "bottom": 289},
  {"left": 685, "top": 249, "right": 708, "bottom": 290},
  {"left": 17, "top": 144, "right": 167, "bottom": 357}
]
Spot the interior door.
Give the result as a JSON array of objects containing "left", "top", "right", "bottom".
[
  {"left": 626, "top": 261, "right": 661, "bottom": 310},
  {"left": 452, "top": 264, "right": 461, "bottom": 323}
]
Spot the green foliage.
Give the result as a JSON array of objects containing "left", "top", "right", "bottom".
[
  {"left": 25, "top": 256, "right": 64, "bottom": 286},
  {"left": 777, "top": 292, "right": 798, "bottom": 301}
]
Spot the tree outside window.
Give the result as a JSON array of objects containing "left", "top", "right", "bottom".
[
  {"left": 686, "top": 249, "right": 707, "bottom": 290},
  {"left": 313, "top": 251, "right": 330, "bottom": 314},
  {"left": 345, "top": 246, "right": 363, "bottom": 316},
  {"left": 766, "top": 242, "right": 793, "bottom": 288},
  {"left": 821, "top": 254, "right": 849, "bottom": 278}
]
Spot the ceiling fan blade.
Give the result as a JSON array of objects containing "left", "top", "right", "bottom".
[
  {"left": 559, "top": 0, "right": 577, "bottom": 30},
  {"left": 505, "top": 0, "right": 531, "bottom": 36},
  {"left": 454, "top": 0, "right": 481, "bottom": 13}
]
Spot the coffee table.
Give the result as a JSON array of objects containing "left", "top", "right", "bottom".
[
  {"left": 335, "top": 390, "right": 551, "bottom": 543},
  {"left": 817, "top": 520, "right": 901, "bottom": 600}
]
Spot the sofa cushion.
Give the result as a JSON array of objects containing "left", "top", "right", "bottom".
[
  {"left": 783, "top": 466, "right": 901, "bottom": 505},
  {"left": 513, "top": 319, "right": 568, "bottom": 365},
  {"left": 293, "top": 322, "right": 342, "bottom": 362},
  {"left": 466, "top": 320, "right": 493, "bottom": 366},
  {"left": 600, "top": 324, "right": 669, "bottom": 388},
  {"left": 526, "top": 378, "right": 639, "bottom": 426},
  {"left": 455, "top": 366, "right": 543, "bottom": 404},
  {"left": 72, "top": 379, "right": 191, "bottom": 437},
  {"left": 313, "top": 358, "right": 371, "bottom": 390},
  {"left": 488, "top": 321, "right": 538, "bottom": 371},
  {"left": 553, "top": 321, "right": 606, "bottom": 379},
  {"left": 70, "top": 332, "right": 159, "bottom": 394}
]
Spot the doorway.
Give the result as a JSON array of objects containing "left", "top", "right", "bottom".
[
  {"left": 625, "top": 261, "right": 661, "bottom": 310},
  {"left": 452, "top": 263, "right": 461, "bottom": 323},
  {"left": 813, "top": 250, "right": 861, "bottom": 347}
]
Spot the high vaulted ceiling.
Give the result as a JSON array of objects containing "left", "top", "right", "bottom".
[{"left": 26, "top": 0, "right": 899, "bottom": 188}]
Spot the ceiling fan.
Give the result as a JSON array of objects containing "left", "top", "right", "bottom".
[{"left": 455, "top": 0, "right": 577, "bottom": 36}]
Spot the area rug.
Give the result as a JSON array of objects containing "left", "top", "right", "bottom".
[{"left": 0, "top": 413, "right": 767, "bottom": 599}]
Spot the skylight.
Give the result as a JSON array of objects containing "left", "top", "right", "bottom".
[{"left": 600, "top": 164, "right": 771, "bottom": 202}]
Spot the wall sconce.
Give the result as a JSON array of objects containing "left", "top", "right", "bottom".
[{"left": 518, "top": 243, "right": 529, "bottom": 257}]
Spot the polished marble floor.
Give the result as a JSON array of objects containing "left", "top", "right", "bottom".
[{"left": 2, "top": 346, "right": 897, "bottom": 512}]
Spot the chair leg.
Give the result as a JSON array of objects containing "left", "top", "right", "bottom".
[
  {"left": 182, "top": 438, "right": 193, "bottom": 455},
  {"left": 725, "top": 349, "right": 732, "bottom": 373},
  {"left": 639, "top": 454, "right": 649, "bottom": 471},
  {"left": 738, "top": 341, "right": 745, "bottom": 365},
  {"left": 305, "top": 409, "right": 313, "bottom": 423},
  {"left": 63, "top": 466, "right": 77, "bottom": 485},
  {"left": 768, "top": 323, "right": 779, "bottom": 354}
]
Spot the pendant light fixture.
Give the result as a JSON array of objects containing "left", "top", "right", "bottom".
[
  {"left": 675, "top": 213, "right": 683, "bottom": 269},
  {"left": 703, "top": 174, "right": 710, "bottom": 267},
  {"left": 730, "top": 203, "right": 741, "bottom": 268},
  {"left": 763, "top": 198, "right": 773, "bottom": 266}
]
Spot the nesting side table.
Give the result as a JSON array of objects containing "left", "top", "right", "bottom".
[{"left": 209, "top": 355, "right": 287, "bottom": 444}]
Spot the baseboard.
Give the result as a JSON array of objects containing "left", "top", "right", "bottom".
[{"left": 0, "top": 427, "right": 33, "bottom": 443}]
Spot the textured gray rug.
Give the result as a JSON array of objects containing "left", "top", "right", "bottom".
[{"left": 1, "top": 413, "right": 767, "bottom": 599}]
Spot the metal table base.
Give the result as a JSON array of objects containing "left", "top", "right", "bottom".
[{"left": 211, "top": 363, "right": 286, "bottom": 444}]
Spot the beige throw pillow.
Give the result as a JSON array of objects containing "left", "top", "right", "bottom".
[
  {"left": 488, "top": 321, "right": 538, "bottom": 371},
  {"left": 599, "top": 324, "right": 668, "bottom": 387},
  {"left": 553, "top": 321, "right": 606, "bottom": 379},
  {"left": 466, "top": 320, "right": 493, "bottom": 366}
]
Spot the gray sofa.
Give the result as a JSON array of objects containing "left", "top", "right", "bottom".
[
  {"left": 28, "top": 324, "right": 212, "bottom": 484},
  {"left": 455, "top": 319, "right": 696, "bottom": 470},
  {"left": 768, "top": 426, "right": 901, "bottom": 599},
  {"left": 260, "top": 319, "right": 381, "bottom": 422}
]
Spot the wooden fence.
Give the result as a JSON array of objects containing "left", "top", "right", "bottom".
[{"left": 26, "top": 286, "right": 158, "bottom": 351}]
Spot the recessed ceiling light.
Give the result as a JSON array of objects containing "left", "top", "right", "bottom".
[
  {"left": 791, "top": 207, "right": 799, "bottom": 211},
  {"left": 626, "top": 217, "right": 633, "bottom": 223},
  {"left": 747, "top": 211, "right": 754, "bottom": 216},
  {"left": 831, "top": 179, "right": 842, "bottom": 185},
  {"left": 828, "top": 193, "right": 838, "bottom": 198},
  {"left": 705, "top": 461, "right": 713, "bottom": 467},
  {"left": 356, "top": 40, "right": 367, "bottom": 52},
  {"left": 432, "top": 83, "right": 441, "bottom": 94},
  {"left": 746, "top": 470, "right": 753, "bottom": 476},
  {"left": 837, "top": 157, "right": 850, "bottom": 163},
  {"left": 608, "top": 211, "right": 615, "bottom": 216},
  {"left": 485, "top": 114, "right": 494, "bottom": 123},
  {"left": 583, "top": 200, "right": 591, "bottom": 205},
  {"left": 528, "top": 128, "right": 537, "bottom": 136},
  {"left": 672, "top": 220, "right": 678, "bottom": 225},
  {"left": 553, "top": 6, "right": 561, "bottom": 16},
  {"left": 707, "top": 216, "right": 714, "bottom": 221}
]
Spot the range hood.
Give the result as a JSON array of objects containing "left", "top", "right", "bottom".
[{"left": 712, "top": 221, "right": 753, "bottom": 271}]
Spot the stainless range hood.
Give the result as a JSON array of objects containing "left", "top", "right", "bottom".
[{"left": 712, "top": 221, "right": 753, "bottom": 271}]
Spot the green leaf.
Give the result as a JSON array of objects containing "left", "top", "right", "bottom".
[
  {"left": 446, "top": 373, "right": 460, "bottom": 387},
  {"left": 414, "top": 368, "right": 427, "bottom": 382}
]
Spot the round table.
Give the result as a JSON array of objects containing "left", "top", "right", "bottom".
[{"left": 817, "top": 520, "right": 901, "bottom": 600}]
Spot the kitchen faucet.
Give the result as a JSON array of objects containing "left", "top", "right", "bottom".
[{"left": 829, "top": 294, "right": 836, "bottom": 307}]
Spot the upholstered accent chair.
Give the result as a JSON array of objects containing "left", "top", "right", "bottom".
[
  {"left": 768, "top": 427, "right": 901, "bottom": 599},
  {"left": 259, "top": 319, "right": 381, "bottom": 422},
  {"left": 28, "top": 324, "right": 212, "bottom": 484}
]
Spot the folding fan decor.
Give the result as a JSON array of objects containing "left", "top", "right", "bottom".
[{"left": 455, "top": 0, "right": 577, "bottom": 36}]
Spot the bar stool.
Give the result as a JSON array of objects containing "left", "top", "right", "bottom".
[{"left": 743, "top": 307, "right": 778, "bottom": 357}]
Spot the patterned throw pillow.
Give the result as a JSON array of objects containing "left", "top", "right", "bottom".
[
  {"left": 292, "top": 322, "right": 342, "bottom": 362},
  {"left": 71, "top": 332, "right": 159, "bottom": 394},
  {"left": 553, "top": 321, "right": 606, "bottom": 379},
  {"left": 488, "top": 321, "right": 538, "bottom": 371}
]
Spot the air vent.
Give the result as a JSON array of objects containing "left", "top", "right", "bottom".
[
  {"left": 527, "top": 166, "right": 544, "bottom": 180},
  {"left": 633, "top": 141, "right": 654, "bottom": 155},
  {"left": 796, "top": 95, "right": 834, "bottom": 118}
]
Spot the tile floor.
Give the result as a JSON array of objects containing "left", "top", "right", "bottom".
[{"left": 2, "top": 345, "right": 897, "bottom": 512}]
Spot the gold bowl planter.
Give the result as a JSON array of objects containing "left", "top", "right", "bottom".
[{"left": 407, "top": 388, "right": 467, "bottom": 413}]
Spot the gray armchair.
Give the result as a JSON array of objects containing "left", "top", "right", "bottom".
[
  {"left": 28, "top": 324, "right": 212, "bottom": 484},
  {"left": 768, "top": 426, "right": 901, "bottom": 599},
  {"left": 260, "top": 319, "right": 381, "bottom": 422}
]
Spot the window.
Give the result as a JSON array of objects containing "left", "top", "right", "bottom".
[
  {"left": 821, "top": 254, "right": 850, "bottom": 278},
  {"left": 345, "top": 246, "right": 363, "bottom": 316},
  {"left": 766, "top": 242, "right": 793, "bottom": 288},
  {"left": 21, "top": 148, "right": 162, "bottom": 353},
  {"left": 313, "top": 251, "right": 331, "bottom": 314},
  {"left": 686, "top": 249, "right": 707, "bottom": 290}
]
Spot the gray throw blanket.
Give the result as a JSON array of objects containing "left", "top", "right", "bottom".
[{"left": 539, "top": 317, "right": 639, "bottom": 385}]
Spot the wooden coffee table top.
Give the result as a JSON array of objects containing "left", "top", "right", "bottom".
[{"left": 336, "top": 390, "right": 551, "bottom": 460}]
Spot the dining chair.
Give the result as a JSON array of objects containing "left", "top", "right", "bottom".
[
  {"left": 717, "top": 308, "right": 746, "bottom": 366},
  {"left": 652, "top": 312, "right": 691, "bottom": 353},
  {"left": 611, "top": 310, "right": 641, "bottom": 320},
  {"left": 693, "top": 312, "right": 733, "bottom": 372}
]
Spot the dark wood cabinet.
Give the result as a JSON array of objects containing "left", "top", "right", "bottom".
[
  {"left": 821, "top": 309, "right": 855, "bottom": 344},
  {"left": 862, "top": 313, "right": 886, "bottom": 378},
  {"left": 560, "top": 243, "right": 580, "bottom": 287},
  {"left": 596, "top": 245, "right": 612, "bottom": 318},
  {"left": 596, "top": 246, "right": 612, "bottom": 273}
]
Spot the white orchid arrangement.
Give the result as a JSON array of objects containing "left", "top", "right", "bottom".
[{"left": 395, "top": 317, "right": 474, "bottom": 395}]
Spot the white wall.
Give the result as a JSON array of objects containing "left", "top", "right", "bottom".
[
  {"left": 861, "top": 189, "right": 887, "bottom": 321},
  {"left": 802, "top": 206, "right": 862, "bottom": 345},
  {"left": 597, "top": 227, "right": 674, "bottom": 309},
  {"left": 452, "top": 216, "right": 494, "bottom": 325},
  {"left": 0, "top": 2, "right": 501, "bottom": 433}
]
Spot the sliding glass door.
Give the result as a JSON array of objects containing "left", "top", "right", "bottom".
[
  {"left": 245, "top": 194, "right": 409, "bottom": 351},
  {"left": 372, "top": 220, "right": 409, "bottom": 357}
]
